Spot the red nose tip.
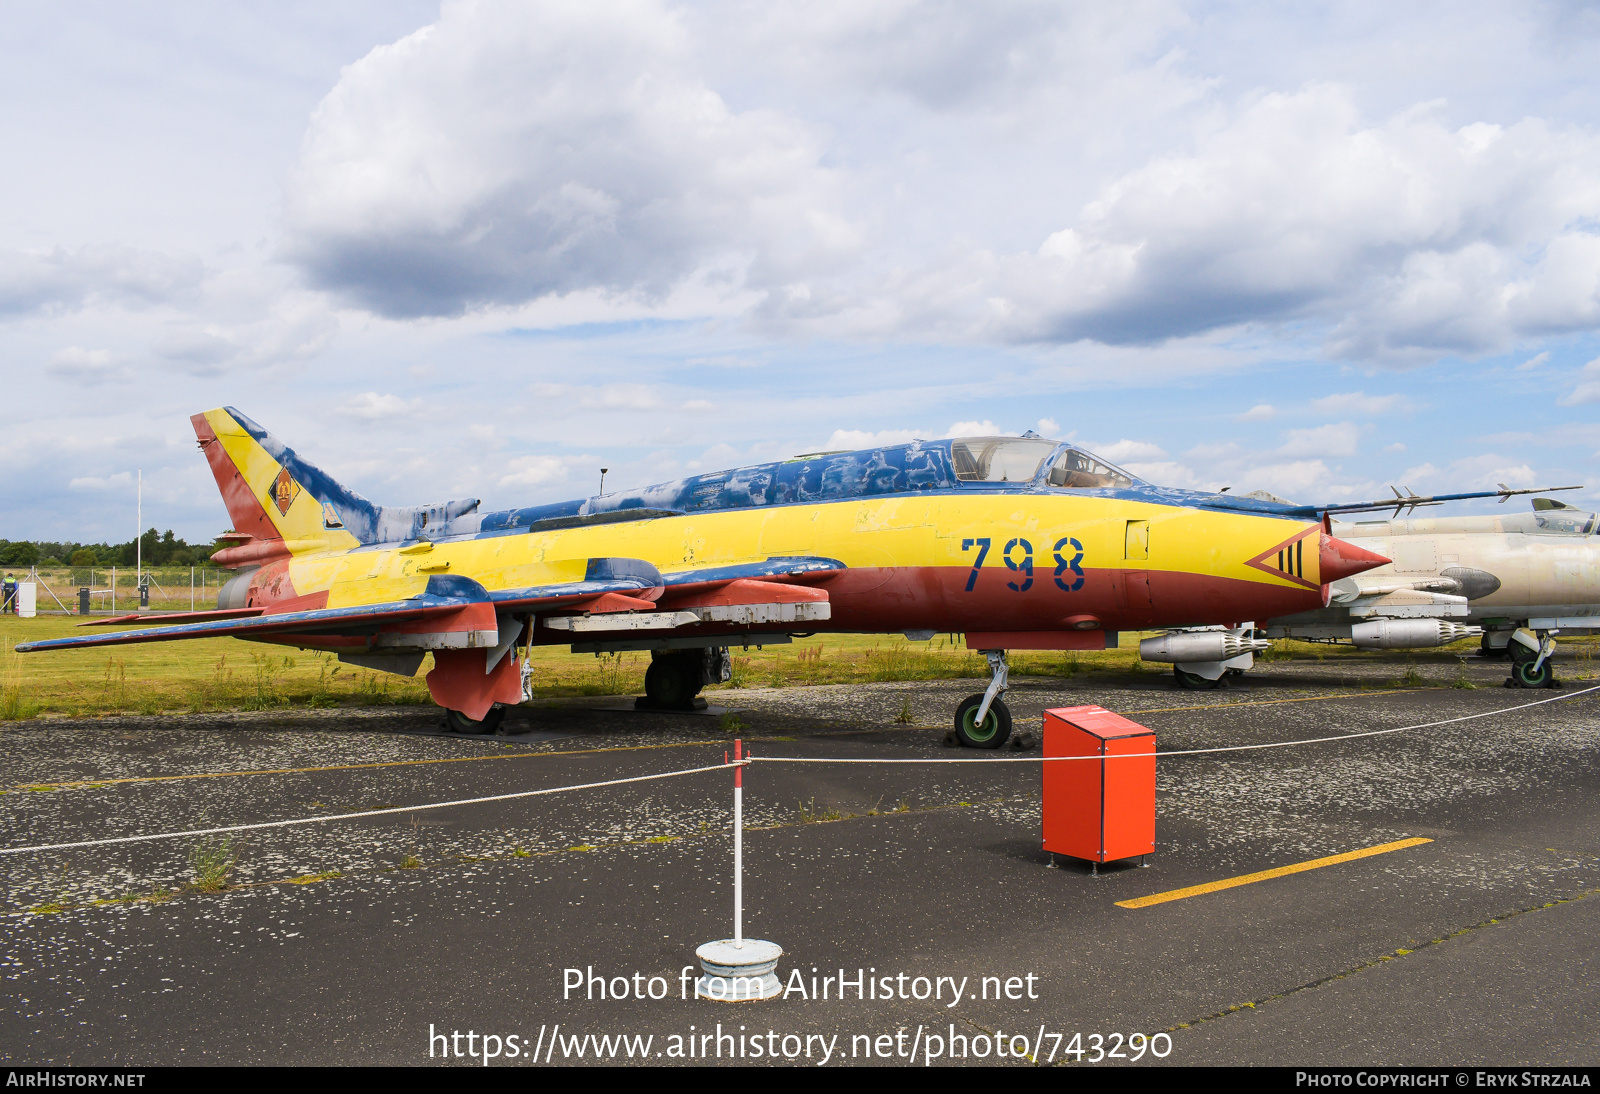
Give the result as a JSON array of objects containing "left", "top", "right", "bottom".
[{"left": 1320, "top": 534, "right": 1391, "bottom": 582}]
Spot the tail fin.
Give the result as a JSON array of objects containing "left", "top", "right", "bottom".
[{"left": 190, "top": 407, "right": 480, "bottom": 547}]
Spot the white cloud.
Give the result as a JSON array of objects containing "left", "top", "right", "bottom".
[
  {"left": 1238, "top": 460, "right": 1331, "bottom": 499},
  {"left": 1516, "top": 351, "right": 1549, "bottom": 371},
  {"left": 498, "top": 455, "right": 574, "bottom": 488},
  {"left": 0, "top": 245, "right": 203, "bottom": 317},
  {"left": 1122, "top": 460, "right": 1201, "bottom": 489},
  {"left": 1089, "top": 439, "right": 1168, "bottom": 463},
  {"left": 945, "top": 420, "right": 1011, "bottom": 437},
  {"left": 1238, "top": 404, "right": 1276, "bottom": 421},
  {"left": 286, "top": 0, "right": 846, "bottom": 319},
  {"left": 68, "top": 471, "right": 134, "bottom": 492},
  {"left": 1312, "top": 391, "right": 1410, "bottom": 415},
  {"left": 1277, "top": 422, "right": 1363, "bottom": 458},
  {"left": 957, "top": 85, "right": 1600, "bottom": 358},
  {"left": 1037, "top": 418, "right": 1061, "bottom": 436},
  {"left": 820, "top": 428, "right": 924, "bottom": 450},
  {"left": 1559, "top": 357, "right": 1600, "bottom": 406},
  {"left": 1383, "top": 442, "right": 1406, "bottom": 453},
  {"left": 1441, "top": 454, "right": 1538, "bottom": 489},
  {"left": 47, "top": 346, "right": 132, "bottom": 383},
  {"left": 344, "top": 392, "right": 420, "bottom": 420}
]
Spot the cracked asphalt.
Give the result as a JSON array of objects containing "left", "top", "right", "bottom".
[{"left": 1, "top": 651, "right": 1597, "bottom": 1066}]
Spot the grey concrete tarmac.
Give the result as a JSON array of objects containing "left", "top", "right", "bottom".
[{"left": 1, "top": 652, "right": 1597, "bottom": 1066}]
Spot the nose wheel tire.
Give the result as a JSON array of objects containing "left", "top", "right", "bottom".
[
  {"left": 1510, "top": 658, "right": 1554, "bottom": 689},
  {"left": 445, "top": 705, "right": 506, "bottom": 734},
  {"left": 954, "top": 694, "right": 1012, "bottom": 749}
]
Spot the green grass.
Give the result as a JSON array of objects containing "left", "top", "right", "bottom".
[{"left": 1, "top": 614, "right": 1560, "bottom": 720}]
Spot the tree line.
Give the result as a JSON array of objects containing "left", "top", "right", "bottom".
[{"left": 0, "top": 529, "right": 219, "bottom": 569}]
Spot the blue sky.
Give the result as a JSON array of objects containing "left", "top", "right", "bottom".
[{"left": 3, "top": 1, "right": 1600, "bottom": 543}]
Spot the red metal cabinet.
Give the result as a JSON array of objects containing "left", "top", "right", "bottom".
[{"left": 1041, "top": 705, "right": 1156, "bottom": 865}]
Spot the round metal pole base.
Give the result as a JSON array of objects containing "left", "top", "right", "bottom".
[{"left": 694, "top": 939, "right": 784, "bottom": 1001}]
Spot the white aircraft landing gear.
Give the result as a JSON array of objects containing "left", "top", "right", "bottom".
[
  {"left": 954, "top": 650, "right": 1013, "bottom": 749},
  {"left": 1507, "top": 629, "right": 1559, "bottom": 689}
]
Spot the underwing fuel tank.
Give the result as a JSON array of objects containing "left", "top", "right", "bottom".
[
  {"left": 1351, "top": 619, "right": 1478, "bottom": 649},
  {"left": 1139, "top": 630, "right": 1273, "bottom": 663}
]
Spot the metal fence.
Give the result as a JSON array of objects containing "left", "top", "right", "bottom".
[{"left": 20, "top": 567, "right": 230, "bottom": 614}]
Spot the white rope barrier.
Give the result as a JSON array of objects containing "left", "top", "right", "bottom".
[
  {"left": 748, "top": 684, "right": 1600, "bottom": 764},
  {"left": 5, "top": 685, "right": 1592, "bottom": 858},
  {"left": 0, "top": 761, "right": 732, "bottom": 857}
]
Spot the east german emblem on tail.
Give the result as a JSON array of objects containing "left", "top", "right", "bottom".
[{"left": 270, "top": 468, "right": 301, "bottom": 516}]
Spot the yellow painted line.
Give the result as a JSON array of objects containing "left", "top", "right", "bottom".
[
  {"left": 1116, "top": 837, "right": 1434, "bottom": 909},
  {"left": 20, "top": 738, "right": 723, "bottom": 791}
]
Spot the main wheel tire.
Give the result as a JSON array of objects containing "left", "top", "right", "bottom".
[
  {"left": 445, "top": 705, "right": 506, "bottom": 734},
  {"left": 644, "top": 658, "right": 698, "bottom": 708},
  {"left": 954, "top": 694, "right": 1012, "bottom": 749},
  {"left": 1511, "top": 658, "right": 1554, "bottom": 689},
  {"left": 1174, "top": 665, "right": 1217, "bottom": 690},
  {"left": 1480, "top": 633, "right": 1511, "bottom": 660}
]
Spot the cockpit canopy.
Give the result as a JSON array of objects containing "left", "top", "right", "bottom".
[{"left": 949, "top": 437, "right": 1139, "bottom": 489}]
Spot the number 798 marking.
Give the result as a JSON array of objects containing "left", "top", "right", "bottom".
[{"left": 960, "top": 538, "right": 991, "bottom": 591}]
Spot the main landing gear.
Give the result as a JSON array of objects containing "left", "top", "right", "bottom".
[
  {"left": 445, "top": 706, "right": 507, "bottom": 734},
  {"left": 954, "top": 650, "right": 1013, "bottom": 749},
  {"left": 639, "top": 647, "right": 732, "bottom": 710},
  {"left": 1506, "top": 629, "right": 1559, "bottom": 689},
  {"left": 443, "top": 648, "right": 535, "bottom": 735}
]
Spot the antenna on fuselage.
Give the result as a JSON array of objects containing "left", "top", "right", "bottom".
[{"left": 599, "top": 467, "right": 609, "bottom": 497}]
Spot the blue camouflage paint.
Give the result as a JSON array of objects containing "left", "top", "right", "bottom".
[{"left": 230, "top": 406, "right": 1311, "bottom": 552}]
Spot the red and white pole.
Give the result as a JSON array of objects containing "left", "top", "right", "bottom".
[
  {"left": 733, "top": 738, "right": 743, "bottom": 949},
  {"left": 695, "top": 736, "right": 781, "bottom": 1000}
]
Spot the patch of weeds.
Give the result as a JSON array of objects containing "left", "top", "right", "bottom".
[
  {"left": 188, "top": 837, "right": 238, "bottom": 893},
  {"left": 1450, "top": 663, "right": 1478, "bottom": 690},
  {"left": 1062, "top": 656, "right": 1081, "bottom": 677},
  {"left": 894, "top": 797, "right": 910, "bottom": 813},
  {"left": 136, "top": 695, "right": 160, "bottom": 716},
  {"left": 1399, "top": 661, "right": 1424, "bottom": 686},
  {"left": 719, "top": 712, "right": 745, "bottom": 733},
  {"left": 646, "top": 835, "right": 677, "bottom": 844},
  {"left": 796, "top": 798, "right": 843, "bottom": 824},
  {"left": 284, "top": 871, "right": 341, "bottom": 885},
  {"left": 102, "top": 657, "right": 128, "bottom": 712},
  {"left": 400, "top": 855, "right": 422, "bottom": 869},
  {"left": 864, "top": 795, "right": 886, "bottom": 817},
  {"left": 595, "top": 652, "right": 626, "bottom": 695},
  {"left": 1, "top": 644, "right": 41, "bottom": 721},
  {"left": 511, "top": 848, "right": 530, "bottom": 858},
  {"left": 726, "top": 656, "right": 753, "bottom": 688},
  {"left": 245, "top": 652, "right": 287, "bottom": 711},
  {"left": 567, "top": 844, "right": 596, "bottom": 853},
  {"left": 894, "top": 697, "right": 915, "bottom": 724}
]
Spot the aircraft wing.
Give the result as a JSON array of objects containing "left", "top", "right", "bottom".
[{"left": 16, "top": 560, "right": 671, "bottom": 654}]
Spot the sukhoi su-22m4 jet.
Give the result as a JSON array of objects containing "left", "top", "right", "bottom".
[{"left": 23, "top": 408, "right": 1412, "bottom": 747}]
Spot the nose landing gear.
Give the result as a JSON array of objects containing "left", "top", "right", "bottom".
[
  {"left": 953, "top": 650, "right": 1013, "bottom": 748},
  {"left": 1507, "top": 629, "right": 1559, "bottom": 688}
]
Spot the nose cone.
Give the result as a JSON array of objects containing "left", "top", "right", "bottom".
[{"left": 1320, "top": 535, "right": 1390, "bottom": 582}]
